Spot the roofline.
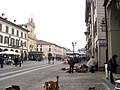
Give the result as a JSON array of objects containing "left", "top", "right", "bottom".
[
  {"left": 37, "top": 40, "right": 64, "bottom": 48},
  {"left": 0, "top": 17, "right": 29, "bottom": 32}
]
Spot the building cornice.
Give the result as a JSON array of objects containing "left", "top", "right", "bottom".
[{"left": 0, "top": 17, "right": 29, "bottom": 32}]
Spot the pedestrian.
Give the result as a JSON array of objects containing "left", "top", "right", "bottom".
[
  {"left": 52, "top": 56, "right": 54, "bottom": 64},
  {"left": 107, "top": 54, "right": 118, "bottom": 84},
  {"left": 48, "top": 53, "right": 52, "bottom": 64},
  {"left": 68, "top": 57, "right": 76, "bottom": 73},
  {"left": 19, "top": 56, "right": 22, "bottom": 67},
  {"left": 0, "top": 55, "right": 4, "bottom": 68},
  {"left": 14, "top": 55, "right": 19, "bottom": 67},
  {"left": 87, "top": 56, "right": 97, "bottom": 73}
]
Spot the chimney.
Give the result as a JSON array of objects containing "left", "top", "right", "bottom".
[
  {"left": 1, "top": 13, "right": 5, "bottom": 18},
  {"left": 14, "top": 20, "right": 16, "bottom": 23},
  {"left": 1, "top": 13, "right": 7, "bottom": 20}
]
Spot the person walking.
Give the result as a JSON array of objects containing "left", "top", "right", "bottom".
[
  {"left": 48, "top": 53, "right": 52, "bottom": 64},
  {"left": 0, "top": 55, "right": 4, "bottom": 68},
  {"left": 19, "top": 56, "right": 22, "bottom": 67},
  {"left": 52, "top": 56, "right": 54, "bottom": 64},
  {"left": 107, "top": 54, "right": 118, "bottom": 84},
  {"left": 87, "top": 56, "right": 97, "bottom": 73},
  {"left": 68, "top": 57, "right": 76, "bottom": 73},
  {"left": 14, "top": 55, "right": 19, "bottom": 67}
]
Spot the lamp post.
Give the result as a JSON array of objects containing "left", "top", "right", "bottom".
[{"left": 72, "top": 42, "right": 77, "bottom": 57}]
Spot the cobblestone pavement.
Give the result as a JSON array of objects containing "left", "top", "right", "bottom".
[
  {"left": 58, "top": 64, "right": 115, "bottom": 90},
  {"left": 0, "top": 60, "right": 116, "bottom": 90}
]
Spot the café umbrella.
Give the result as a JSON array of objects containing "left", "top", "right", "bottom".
[{"left": 0, "top": 51, "right": 20, "bottom": 55}]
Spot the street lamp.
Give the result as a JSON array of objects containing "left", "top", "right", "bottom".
[
  {"left": 100, "top": 18, "right": 106, "bottom": 31},
  {"left": 72, "top": 42, "right": 77, "bottom": 57}
]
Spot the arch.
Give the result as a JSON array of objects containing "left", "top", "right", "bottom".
[
  {"left": 3, "top": 49, "right": 8, "bottom": 51},
  {"left": 10, "top": 49, "right": 14, "bottom": 51},
  {"left": 15, "top": 50, "right": 18, "bottom": 52}
]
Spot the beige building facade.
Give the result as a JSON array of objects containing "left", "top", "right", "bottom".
[
  {"left": 85, "top": 0, "right": 107, "bottom": 70},
  {"left": 37, "top": 40, "right": 66, "bottom": 60}
]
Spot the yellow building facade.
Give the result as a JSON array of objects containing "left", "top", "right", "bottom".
[{"left": 23, "top": 18, "right": 37, "bottom": 52}]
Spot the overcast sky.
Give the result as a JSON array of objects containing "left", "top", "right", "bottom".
[{"left": 0, "top": 0, "right": 86, "bottom": 51}]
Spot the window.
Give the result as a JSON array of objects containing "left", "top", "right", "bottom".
[
  {"left": 25, "top": 33, "right": 26, "bottom": 39},
  {"left": 40, "top": 48, "right": 42, "bottom": 52},
  {"left": 49, "top": 48, "right": 51, "bottom": 52},
  {"left": 37, "top": 48, "right": 38, "bottom": 51},
  {"left": 0, "top": 24, "right": 2, "bottom": 31},
  {"left": 16, "top": 39, "right": 19, "bottom": 46},
  {"left": 17, "top": 30, "right": 19, "bottom": 36},
  {"left": 6, "top": 26, "right": 9, "bottom": 33},
  {"left": 40, "top": 45, "right": 42, "bottom": 47},
  {"left": 24, "top": 42, "right": 26, "bottom": 47},
  {"left": 11, "top": 38, "right": 15, "bottom": 46},
  {"left": 12, "top": 28, "right": 14, "bottom": 35},
  {"left": 21, "top": 41, "right": 23, "bottom": 46},
  {"left": 4, "top": 36, "right": 9, "bottom": 44},
  {"left": 0, "top": 35, "right": 3, "bottom": 43},
  {"left": 21, "top": 32, "right": 23, "bottom": 38}
]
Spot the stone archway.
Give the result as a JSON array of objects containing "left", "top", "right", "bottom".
[
  {"left": 15, "top": 50, "right": 18, "bottom": 52},
  {"left": 107, "top": 1, "right": 120, "bottom": 63},
  {"left": 3, "top": 49, "right": 8, "bottom": 51},
  {"left": 10, "top": 49, "right": 14, "bottom": 51}
]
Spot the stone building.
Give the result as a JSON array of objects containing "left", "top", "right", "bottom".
[
  {"left": 37, "top": 40, "right": 67, "bottom": 60},
  {"left": 22, "top": 18, "right": 37, "bottom": 52},
  {"left": 103, "top": 0, "right": 120, "bottom": 65},
  {"left": 0, "top": 14, "right": 28, "bottom": 56},
  {"left": 85, "top": 0, "right": 107, "bottom": 70}
]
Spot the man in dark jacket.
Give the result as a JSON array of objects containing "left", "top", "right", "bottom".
[
  {"left": 107, "top": 54, "right": 118, "bottom": 84},
  {"left": 68, "top": 57, "right": 76, "bottom": 73},
  {"left": 0, "top": 55, "right": 4, "bottom": 68},
  {"left": 48, "top": 53, "right": 52, "bottom": 64}
]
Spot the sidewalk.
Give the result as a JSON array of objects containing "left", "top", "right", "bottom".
[{"left": 60, "top": 62, "right": 116, "bottom": 90}]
